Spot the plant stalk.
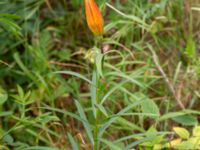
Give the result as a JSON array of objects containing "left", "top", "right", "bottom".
[
  {"left": 93, "top": 37, "right": 102, "bottom": 150},
  {"left": 94, "top": 59, "right": 101, "bottom": 150}
]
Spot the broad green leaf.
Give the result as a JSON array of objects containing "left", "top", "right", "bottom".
[
  {"left": 2, "top": 134, "right": 14, "bottom": 144},
  {"left": 172, "top": 115, "right": 198, "bottom": 126},
  {"left": 159, "top": 112, "right": 186, "bottom": 121},
  {"left": 141, "top": 98, "right": 160, "bottom": 118}
]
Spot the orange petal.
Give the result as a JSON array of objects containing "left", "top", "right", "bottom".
[{"left": 85, "top": 0, "right": 104, "bottom": 36}]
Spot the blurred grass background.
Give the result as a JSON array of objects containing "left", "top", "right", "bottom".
[{"left": 0, "top": 0, "right": 200, "bottom": 149}]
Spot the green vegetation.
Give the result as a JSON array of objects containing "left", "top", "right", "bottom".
[{"left": 0, "top": 0, "right": 200, "bottom": 149}]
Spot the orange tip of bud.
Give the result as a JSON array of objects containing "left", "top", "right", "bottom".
[{"left": 84, "top": 0, "right": 104, "bottom": 36}]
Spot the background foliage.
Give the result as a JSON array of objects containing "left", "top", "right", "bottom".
[{"left": 0, "top": 0, "right": 200, "bottom": 149}]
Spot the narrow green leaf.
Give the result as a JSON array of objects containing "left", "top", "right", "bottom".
[
  {"left": 23, "top": 146, "right": 58, "bottom": 150},
  {"left": 75, "top": 100, "right": 94, "bottom": 145},
  {"left": 0, "top": 87, "right": 8, "bottom": 105},
  {"left": 185, "top": 36, "right": 196, "bottom": 59},
  {"left": 101, "top": 139, "right": 121, "bottom": 150},
  {"left": 67, "top": 133, "right": 80, "bottom": 150},
  {"left": 96, "top": 104, "right": 108, "bottom": 117},
  {"left": 99, "top": 100, "right": 145, "bottom": 138},
  {"left": 54, "top": 71, "right": 92, "bottom": 84},
  {"left": 91, "top": 70, "right": 97, "bottom": 118},
  {"left": 95, "top": 51, "right": 104, "bottom": 77}
]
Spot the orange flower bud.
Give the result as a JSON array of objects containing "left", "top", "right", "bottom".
[{"left": 84, "top": 0, "right": 104, "bottom": 36}]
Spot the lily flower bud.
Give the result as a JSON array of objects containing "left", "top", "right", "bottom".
[{"left": 84, "top": 0, "right": 104, "bottom": 36}]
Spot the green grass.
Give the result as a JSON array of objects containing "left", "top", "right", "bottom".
[{"left": 0, "top": 0, "right": 200, "bottom": 149}]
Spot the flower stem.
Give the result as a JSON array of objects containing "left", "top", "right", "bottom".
[
  {"left": 93, "top": 58, "right": 101, "bottom": 150},
  {"left": 93, "top": 37, "right": 102, "bottom": 150}
]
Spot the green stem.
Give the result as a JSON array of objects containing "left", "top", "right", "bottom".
[
  {"left": 94, "top": 63, "right": 100, "bottom": 150},
  {"left": 93, "top": 36, "right": 103, "bottom": 150}
]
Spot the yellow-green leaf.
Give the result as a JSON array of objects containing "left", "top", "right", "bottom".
[
  {"left": 173, "top": 127, "right": 190, "bottom": 139},
  {"left": 193, "top": 126, "right": 200, "bottom": 137},
  {"left": 189, "top": 137, "right": 200, "bottom": 147},
  {"left": 164, "top": 138, "right": 182, "bottom": 148}
]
